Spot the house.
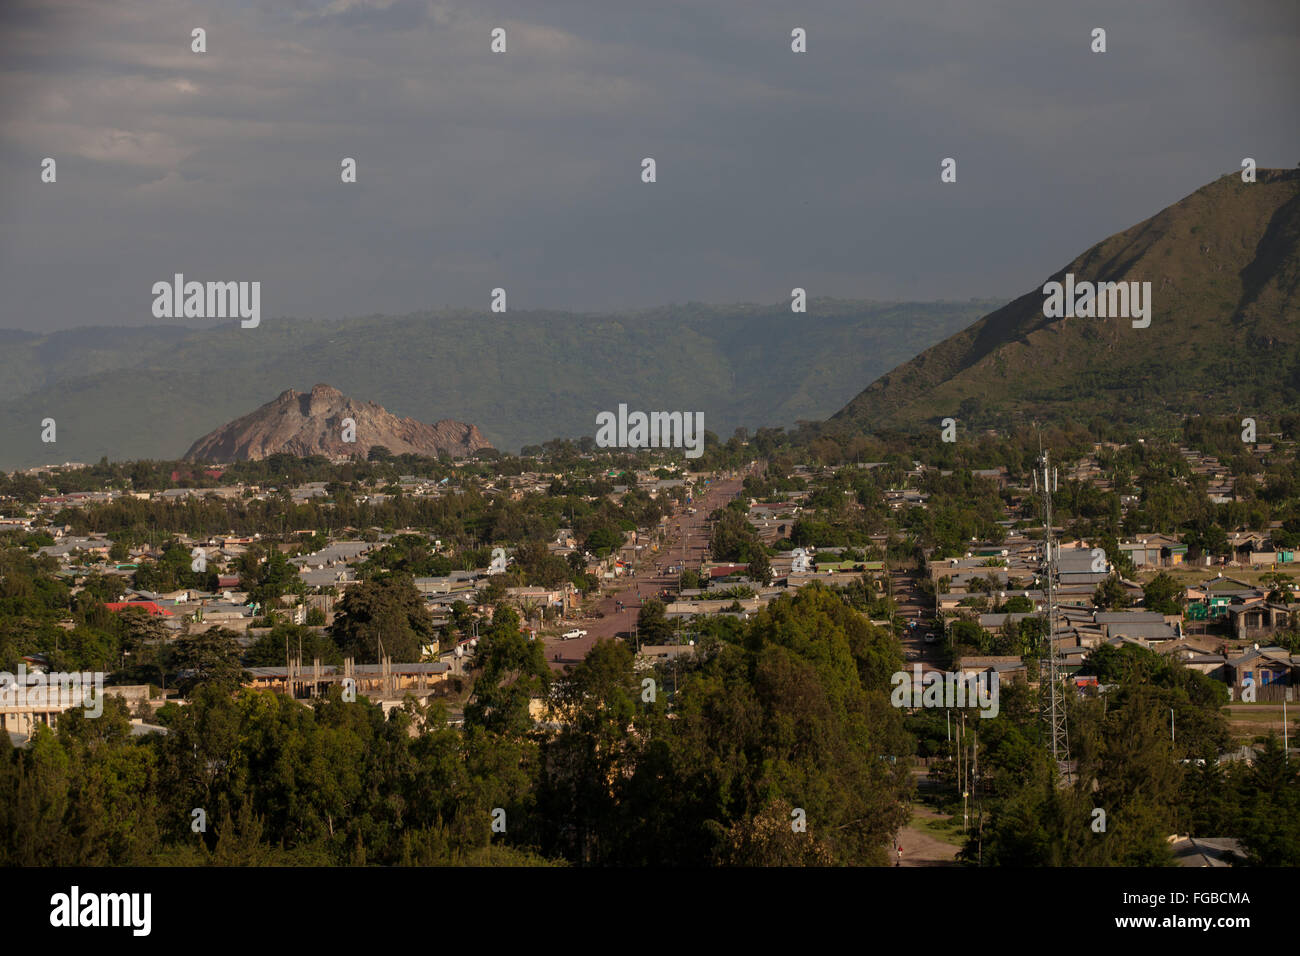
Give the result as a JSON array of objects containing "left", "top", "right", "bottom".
[
  {"left": 958, "top": 656, "right": 1028, "bottom": 683},
  {"left": 1188, "top": 576, "right": 1265, "bottom": 618},
  {"left": 1225, "top": 645, "right": 1295, "bottom": 697},
  {"left": 1118, "top": 534, "right": 1184, "bottom": 568},
  {"left": 1223, "top": 601, "right": 1293, "bottom": 641},
  {"left": 1158, "top": 638, "right": 1228, "bottom": 679},
  {"left": 1093, "top": 611, "right": 1179, "bottom": 643}
]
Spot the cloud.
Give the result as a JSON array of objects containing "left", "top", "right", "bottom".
[{"left": 0, "top": 0, "right": 1296, "bottom": 331}]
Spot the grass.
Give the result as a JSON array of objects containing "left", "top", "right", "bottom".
[
  {"left": 1135, "top": 565, "right": 1292, "bottom": 589},
  {"left": 912, "top": 807, "right": 966, "bottom": 847}
]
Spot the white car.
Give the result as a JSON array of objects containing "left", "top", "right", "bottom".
[{"left": 562, "top": 629, "right": 587, "bottom": 640}]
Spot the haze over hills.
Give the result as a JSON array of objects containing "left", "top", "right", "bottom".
[
  {"left": 832, "top": 169, "right": 1300, "bottom": 435},
  {"left": 0, "top": 299, "right": 995, "bottom": 469},
  {"left": 184, "top": 384, "right": 490, "bottom": 462}
]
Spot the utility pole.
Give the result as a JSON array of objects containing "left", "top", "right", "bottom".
[
  {"left": 973, "top": 728, "right": 981, "bottom": 865},
  {"left": 961, "top": 711, "right": 968, "bottom": 832}
]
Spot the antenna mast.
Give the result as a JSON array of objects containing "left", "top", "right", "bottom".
[{"left": 1036, "top": 449, "right": 1070, "bottom": 779}]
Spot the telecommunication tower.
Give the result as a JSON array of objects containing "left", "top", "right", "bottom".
[{"left": 1033, "top": 450, "right": 1070, "bottom": 776}]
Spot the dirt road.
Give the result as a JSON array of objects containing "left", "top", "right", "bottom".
[
  {"left": 542, "top": 473, "right": 747, "bottom": 671},
  {"left": 896, "top": 805, "right": 961, "bottom": 867},
  {"left": 891, "top": 567, "right": 946, "bottom": 676}
]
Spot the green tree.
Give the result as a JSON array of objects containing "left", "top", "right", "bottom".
[
  {"left": 636, "top": 599, "right": 673, "bottom": 645},
  {"left": 465, "top": 604, "right": 550, "bottom": 736},
  {"left": 330, "top": 575, "right": 436, "bottom": 663},
  {"left": 172, "top": 627, "right": 247, "bottom": 695},
  {"left": 1143, "top": 572, "right": 1183, "bottom": 615},
  {"left": 1093, "top": 574, "right": 1133, "bottom": 610}
]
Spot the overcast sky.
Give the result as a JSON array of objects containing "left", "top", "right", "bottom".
[{"left": 1, "top": 0, "right": 1297, "bottom": 332}]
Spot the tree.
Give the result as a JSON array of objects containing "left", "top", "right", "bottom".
[
  {"left": 636, "top": 599, "right": 673, "bottom": 645},
  {"left": 583, "top": 525, "right": 622, "bottom": 557},
  {"left": 709, "top": 509, "right": 761, "bottom": 563},
  {"left": 1261, "top": 572, "right": 1295, "bottom": 604},
  {"left": 1093, "top": 574, "right": 1132, "bottom": 610},
  {"left": 536, "top": 639, "right": 640, "bottom": 863},
  {"left": 465, "top": 604, "right": 550, "bottom": 735},
  {"left": 118, "top": 606, "right": 171, "bottom": 685},
  {"left": 747, "top": 549, "right": 772, "bottom": 586},
  {"left": 245, "top": 622, "right": 341, "bottom": 667},
  {"left": 1142, "top": 572, "right": 1183, "bottom": 615},
  {"left": 330, "top": 575, "right": 436, "bottom": 663},
  {"left": 612, "top": 584, "right": 911, "bottom": 865},
  {"left": 717, "top": 799, "right": 834, "bottom": 866},
  {"left": 476, "top": 576, "right": 507, "bottom": 607},
  {"left": 998, "top": 594, "right": 1034, "bottom": 614},
  {"left": 238, "top": 545, "right": 300, "bottom": 612},
  {"left": 171, "top": 627, "right": 247, "bottom": 695}
]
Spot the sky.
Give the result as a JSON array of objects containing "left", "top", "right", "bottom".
[{"left": 1, "top": 0, "right": 1297, "bottom": 332}]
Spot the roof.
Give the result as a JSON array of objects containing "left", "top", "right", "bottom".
[
  {"left": 245, "top": 662, "right": 449, "bottom": 679},
  {"left": 1169, "top": 836, "right": 1245, "bottom": 867},
  {"left": 1094, "top": 611, "right": 1167, "bottom": 624},
  {"left": 104, "top": 601, "right": 174, "bottom": 617}
]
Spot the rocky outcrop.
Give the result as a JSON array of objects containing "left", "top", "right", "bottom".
[{"left": 184, "top": 384, "right": 491, "bottom": 461}]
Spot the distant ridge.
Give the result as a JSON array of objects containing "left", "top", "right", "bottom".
[
  {"left": 0, "top": 299, "right": 995, "bottom": 469},
  {"left": 831, "top": 169, "right": 1300, "bottom": 433},
  {"left": 184, "top": 384, "right": 490, "bottom": 461}
]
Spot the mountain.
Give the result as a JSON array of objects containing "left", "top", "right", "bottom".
[
  {"left": 184, "top": 384, "right": 490, "bottom": 461},
  {"left": 832, "top": 169, "right": 1300, "bottom": 434},
  {"left": 0, "top": 299, "right": 997, "bottom": 469}
]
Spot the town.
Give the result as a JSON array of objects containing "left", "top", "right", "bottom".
[{"left": 2, "top": 415, "right": 1299, "bottom": 866}]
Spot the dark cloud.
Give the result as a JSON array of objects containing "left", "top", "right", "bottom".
[{"left": 0, "top": 0, "right": 1296, "bottom": 331}]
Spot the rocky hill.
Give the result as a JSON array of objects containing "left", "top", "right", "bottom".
[
  {"left": 832, "top": 168, "right": 1300, "bottom": 434},
  {"left": 184, "top": 384, "right": 490, "bottom": 461}
]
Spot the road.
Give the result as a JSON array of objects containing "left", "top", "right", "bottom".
[
  {"left": 890, "top": 567, "right": 945, "bottom": 675},
  {"left": 542, "top": 474, "right": 746, "bottom": 671}
]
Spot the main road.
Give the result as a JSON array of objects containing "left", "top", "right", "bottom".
[{"left": 542, "top": 472, "right": 747, "bottom": 671}]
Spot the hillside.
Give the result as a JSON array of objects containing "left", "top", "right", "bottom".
[
  {"left": 184, "top": 384, "right": 490, "bottom": 461},
  {"left": 0, "top": 299, "right": 994, "bottom": 469},
  {"left": 832, "top": 169, "right": 1300, "bottom": 434}
]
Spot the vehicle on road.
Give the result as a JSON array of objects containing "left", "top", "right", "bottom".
[{"left": 562, "top": 629, "right": 587, "bottom": 640}]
